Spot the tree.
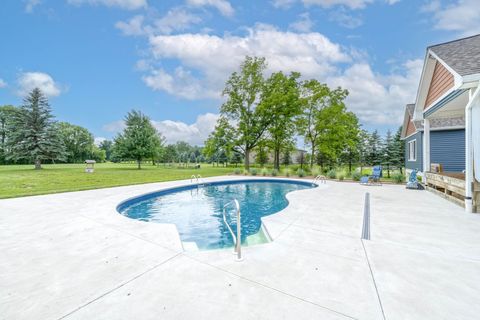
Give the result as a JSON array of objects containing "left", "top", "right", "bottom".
[
  {"left": 220, "top": 56, "right": 271, "bottom": 170},
  {"left": 382, "top": 130, "right": 395, "bottom": 178},
  {"left": 0, "top": 105, "right": 17, "bottom": 164},
  {"left": 7, "top": 88, "right": 65, "bottom": 169},
  {"left": 162, "top": 144, "right": 178, "bottom": 165},
  {"left": 298, "top": 80, "right": 331, "bottom": 168},
  {"left": 392, "top": 126, "right": 405, "bottom": 174},
  {"left": 99, "top": 140, "right": 113, "bottom": 161},
  {"left": 357, "top": 129, "right": 371, "bottom": 174},
  {"left": 57, "top": 122, "right": 95, "bottom": 163},
  {"left": 255, "top": 143, "right": 269, "bottom": 167},
  {"left": 262, "top": 71, "right": 301, "bottom": 170},
  {"left": 203, "top": 117, "right": 234, "bottom": 166},
  {"left": 113, "top": 110, "right": 161, "bottom": 169},
  {"left": 230, "top": 152, "right": 243, "bottom": 167},
  {"left": 367, "top": 130, "right": 383, "bottom": 165}
]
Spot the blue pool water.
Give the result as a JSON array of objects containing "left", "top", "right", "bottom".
[{"left": 118, "top": 179, "right": 314, "bottom": 250}]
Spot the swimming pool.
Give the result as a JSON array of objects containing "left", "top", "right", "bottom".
[{"left": 117, "top": 179, "right": 315, "bottom": 250}]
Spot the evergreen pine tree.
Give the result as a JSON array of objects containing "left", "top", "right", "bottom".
[
  {"left": 368, "top": 130, "right": 383, "bottom": 165},
  {"left": 7, "top": 88, "right": 65, "bottom": 169},
  {"left": 382, "top": 130, "right": 394, "bottom": 178},
  {"left": 392, "top": 126, "right": 405, "bottom": 174}
]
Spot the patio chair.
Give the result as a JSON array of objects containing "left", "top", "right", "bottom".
[
  {"left": 369, "top": 165, "right": 382, "bottom": 185},
  {"left": 406, "top": 169, "right": 419, "bottom": 189}
]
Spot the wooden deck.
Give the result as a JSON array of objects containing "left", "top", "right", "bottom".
[{"left": 425, "top": 172, "right": 479, "bottom": 212}]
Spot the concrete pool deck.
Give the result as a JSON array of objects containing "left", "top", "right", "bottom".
[{"left": 1, "top": 176, "right": 480, "bottom": 320}]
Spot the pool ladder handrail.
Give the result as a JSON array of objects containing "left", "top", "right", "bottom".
[
  {"left": 190, "top": 174, "right": 203, "bottom": 186},
  {"left": 222, "top": 199, "right": 242, "bottom": 261},
  {"left": 312, "top": 175, "right": 326, "bottom": 185}
]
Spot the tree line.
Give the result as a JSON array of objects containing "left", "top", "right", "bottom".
[
  {"left": 204, "top": 56, "right": 404, "bottom": 173},
  {"left": 0, "top": 88, "right": 209, "bottom": 169}
]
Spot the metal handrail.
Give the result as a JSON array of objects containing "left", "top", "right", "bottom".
[
  {"left": 190, "top": 174, "right": 203, "bottom": 185},
  {"left": 190, "top": 174, "right": 198, "bottom": 183},
  {"left": 312, "top": 175, "right": 326, "bottom": 185},
  {"left": 222, "top": 199, "right": 242, "bottom": 261}
]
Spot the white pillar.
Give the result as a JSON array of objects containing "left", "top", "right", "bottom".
[
  {"left": 423, "top": 118, "right": 431, "bottom": 174},
  {"left": 465, "top": 87, "right": 478, "bottom": 213}
]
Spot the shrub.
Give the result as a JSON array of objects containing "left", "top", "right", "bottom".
[
  {"left": 233, "top": 168, "right": 241, "bottom": 175},
  {"left": 261, "top": 168, "right": 267, "bottom": 176},
  {"left": 284, "top": 169, "right": 290, "bottom": 177},
  {"left": 312, "top": 167, "right": 320, "bottom": 177},
  {"left": 297, "top": 168, "right": 305, "bottom": 177},
  {"left": 392, "top": 173, "right": 404, "bottom": 183},
  {"left": 271, "top": 169, "right": 278, "bottom": 176},
  {"left": 250, "top": 168, "right": 257, "bottom": 176},
  {"left": 352, "top": 171, "right": 362, "bottom": 181},
  {"left": 337, "top": 173, "right": 345, "bottom": 181},
  {"left": 327, "top": 169, "right": 336, "bottom": 179}
]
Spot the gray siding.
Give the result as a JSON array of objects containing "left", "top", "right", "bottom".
[
  {"left": 405, "top": 132, "right": 423, "bottom": 171},
  {"left": 430, "top": 129, "right": 465, "bottom": 172}
]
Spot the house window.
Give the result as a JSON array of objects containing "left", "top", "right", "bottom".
[{"left": 408, "top": 140, "right": 417, "bottom": 161}]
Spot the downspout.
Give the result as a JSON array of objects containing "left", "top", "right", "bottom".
[{"left": 465, "top": 84, "right": 480, "bottom": 213}]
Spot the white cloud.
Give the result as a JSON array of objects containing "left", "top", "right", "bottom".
[
  {"left": 115, "top": 15, "right": 145, "bottom": 36},
  {"left": 289, "top": 13, "right": 314, "bottom": 32},
  {"left": 94, "top": 137, "right": 107, "bottom": 146},
  {"left": 273, "top": 0, "right": 399, "bottom": 9},
  {"left": 103, "top": 113, "right": 218, "bottom": 145},
  {"left": 302, "top": 0, "right": 373, "bottom": 9},
  {"left": 115, "top": 8, "right": 202, "bottom": 36},
  {"left": 271, "top": 0, "right": 296, "bottom": 9},
  {"left": 67, "top": 0, "right": 147, "bottom": 10},
  {"left": 328, "top": 59, "right": 423, "bottom": 125},
  {"left": 149, "top": 8, "right": 202, "bottom": 34},
  {"left": 0, "top": 79, "right": 6, "bottom": 88},
  {"left": 146, "top": 24, "right": 349, "bottom": 100},
  {"left": 152, "top": 113, "right": 219, "bottom": 145},
  {"left": 426, "top": 0, "right": 480, "bottom": 36},
  {"left": 17, "top": 72, "right": 62, "bottom": 97},
  {"left": 329, "top": 8, "right": 363, "bottom": 28},
  {"left": 24, "top": 0, "right": 41, "bottom": 13},
  {"left": 142, "top": 67, "right": 219, "bottom": 100},
  {"left": 186, "top": 0, "right": 234, "bottom": 17},
  {"left": 103, "top": 120, "right": 126, "bottom": 132}
]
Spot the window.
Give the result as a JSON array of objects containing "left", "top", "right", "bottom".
[{"left": 408, "top": 140, "right": 417, "bottom": 161}]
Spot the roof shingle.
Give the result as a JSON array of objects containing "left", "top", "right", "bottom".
[{"left": 429, "top": 34, "right": 480, "bottom": 76}]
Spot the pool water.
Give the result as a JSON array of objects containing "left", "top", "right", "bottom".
[{"left": 118, "top": 180, "right": 314, "bottom": 250}]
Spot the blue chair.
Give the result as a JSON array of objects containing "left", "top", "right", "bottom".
[
  {"left": 406, "top": 169, "right": 418, "bottom": 189},
  {"left": 360, "top": 176, "right": 369, "bottom": 185},
  {"left": 369, "top": 166, "right": 382, "bottom": 185}
]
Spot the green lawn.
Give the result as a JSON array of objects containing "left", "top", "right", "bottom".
[{"left": 0, "top": 163, "right": 233, "bottom": 199}]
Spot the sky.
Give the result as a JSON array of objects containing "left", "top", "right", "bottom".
[{"left": 0, "top": 0, "right": 478, "bottom": 146}]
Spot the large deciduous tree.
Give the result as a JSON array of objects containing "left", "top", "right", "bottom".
[
  {"left": 7, "top": 88, "right": 65, "bottom": 169},
  {"left": 221, "top": 56, "right": 271, "bottom": 171},
  {"left": 113, "top": 110, "right": 162, "bottom": 169},
  {"left": 57, "top": 122, "right": 95, "bottom": 163},
  {"left": 262, "top": 71, "right": 301, "bottom": 170}
]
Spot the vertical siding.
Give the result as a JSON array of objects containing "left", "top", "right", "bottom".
[
  {"left": 405, "top": 132, "right": 423, "bottom": 171},
  {"left": 430, "top": 129, "right": 465, "bottom": 172},
  {"left": 424, "top": 61, "right": 454, "bottom": 109}
]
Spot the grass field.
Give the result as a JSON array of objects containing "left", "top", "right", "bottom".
[{"left": 0, "top": 163, "right": 233, "bottom": 199}]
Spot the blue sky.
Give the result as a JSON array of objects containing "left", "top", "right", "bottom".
[{"left": 0, "top": 0, "right": 477, "bottom": 146}]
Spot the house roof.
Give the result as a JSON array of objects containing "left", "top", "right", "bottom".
[
  {"left": 429, "top": 34, "right": 480, "bottom": 76},
  {"left": 406, "top": 103, "right": 415, "bottom": 117}
]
